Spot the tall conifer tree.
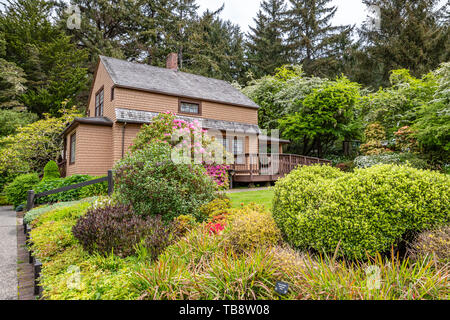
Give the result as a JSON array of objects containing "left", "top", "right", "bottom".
[
  {"left": 284, "top": 0, "right": 353, "bottom": 77},
  {"left": 246, "top": 0, "right": 289, "bottom": 78},
  {"left": 353, "top": 0, "right": 449, "bottom": 88}
]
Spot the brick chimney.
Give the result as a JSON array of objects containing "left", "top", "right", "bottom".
[{"left": 166, "top": 53, "right": 178, "bottom": 71}]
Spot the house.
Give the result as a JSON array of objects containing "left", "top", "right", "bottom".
[{"left": 60, "top": 54, "right": 329, "bottom": 183}]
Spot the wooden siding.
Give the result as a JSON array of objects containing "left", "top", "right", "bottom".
[
  {"left": 65, "top": 124, "right": 113, "bottom": 176},
  {"left": 112, "top": 87, "right": 258, "bottom": 124},
  {"left": 88, "top": 62, "right": 115, "bottom": 120}
]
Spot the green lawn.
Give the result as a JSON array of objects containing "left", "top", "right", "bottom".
[{"left": 228, "top": 189, "right": 274, "bottom": 210}]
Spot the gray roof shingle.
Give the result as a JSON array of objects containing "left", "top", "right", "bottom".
[
  {"left": 100, "top": 56, "right": 259, "bottom": 109},
  {"left": 115, "top": 108, "right": 261, "bottom": 134}
]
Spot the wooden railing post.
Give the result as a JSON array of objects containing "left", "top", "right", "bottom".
[
  {"left": 107, "top": 170, "right": 114, "bottom": 196},
  {"left": 26, "top": 190, "right": 35, "bottom": 212}
]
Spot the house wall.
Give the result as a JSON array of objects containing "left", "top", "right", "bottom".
[
  {"left": 112, "top": 87, "right": 258, "bottom": 125},
  {"left": 88, "top": 61, "right": 116, "bottom": 120},
  {"left": 65, "top": 124, "right": 113, "bottom": 176}
]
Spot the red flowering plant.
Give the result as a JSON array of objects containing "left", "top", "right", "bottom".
[{"left": 206, "top": 221, "right": 225, "bottom": 236}]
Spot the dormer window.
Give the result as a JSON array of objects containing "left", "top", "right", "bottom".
[
  {"left": 179, "top": 99, "right": 201, "bottom": 115},
  {"left": 95, "top": 87, "right": 104, "bottom": 116}
]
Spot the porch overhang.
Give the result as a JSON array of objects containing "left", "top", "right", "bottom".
[{"left": 115, "top": 108, "right": 261, "bottom": 134}]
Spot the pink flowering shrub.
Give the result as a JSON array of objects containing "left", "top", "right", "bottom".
[
  {"left": 204, "top": 164, "right": 230, "bottom": 190},
  {"left": 131, "top": 111, "right": 230, "bottom": 190}
]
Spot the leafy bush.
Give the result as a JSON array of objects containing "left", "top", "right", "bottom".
[
  {"left": 224, "top": 206, "right": 281, "bottom": 252},
  {"left": 408, "top": 226, "right": 450, "bottom": 266},
  {"left": 32, "top": 201, "right": 92, "bottom": 228},
  {"left": 39, "top": 245, "right": 140, "bottom": 300},
  {"left": 272, "top": 164, "right": 450, "bottom": 259},
  {"left": 24, "top": 198, "right": 95, "bottom": 225},
  {"left": 114, "top": 142, "right": 216, "bottom": 221},
  {"left": 30, "top": 219, "right": 79, "bottom": 262},
  {"left": 173, "top": 215, "right": 198, "bottom": 237},
  {"left": 42, "top": 160, "right": 60, "bottom": 181},
  {"left": 78, "top": 178, "right": 108, "bottom": 198},
  {"left": 34, "top": 175, "right": 107, "bottom": 204},
  {"left": 4, "top": 172, "right": 39, "bottom": 207},
  {"left": 354, "top": 153, "right": 429, "bottom": 169},
  {"left": 0, "top": 109, "right": 38, "bottom": 138},
  {"left": 199, "top": 197, "right": 232, "bottom": 220},
  {"left": 0, "top": 109, "right": 81, "bottom": 191},
  {"left": 73, "top": 205, "right": 174, "bottom": 258},
  {"left": 359, "top": 123, "right": 391, "bottom": 155}
]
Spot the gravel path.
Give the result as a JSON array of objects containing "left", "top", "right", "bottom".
[{"left": 0, "top": 206, "right": 17, "bottom": 300}]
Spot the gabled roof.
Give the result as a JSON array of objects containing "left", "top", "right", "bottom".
[{"left": 99, "top": 56, "right": 259, "bottom": 109}]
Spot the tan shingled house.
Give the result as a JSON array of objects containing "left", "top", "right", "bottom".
[{"left": 60, "top": 54, "right": 293, "bottom": 181}]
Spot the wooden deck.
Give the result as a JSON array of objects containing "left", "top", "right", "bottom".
[{"left": 230, "top": 153, "right": 331, "bottom": 183}]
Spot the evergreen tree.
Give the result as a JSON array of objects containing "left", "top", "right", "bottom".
[
  {"left": 246, "top": 0, "right": 289, "bottom": 79},
  {"left": 56, "top": 0, "right": 147, "bottom": 67},
  {"left": 163, "top": 0, "right": 199, "bottom": 70},
  {"left": 0, "top": 0, "right": 88, "bottom": 116},
  {"left": 354, "top": 0, "right": 449, "bottom": 88},
  {"left": 284, "top": 0, "right": 353, "bottom": 77},
  {"left": 183, "top": 7, "right": 246, "bottom": 83},
  {"left": 0, "top": 58, "right": 27, "bottom": 108}
]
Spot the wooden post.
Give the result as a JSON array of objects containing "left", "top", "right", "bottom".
[
  {"left": 34, "top": 259, "right": 42, "bottom": 296},
  {"left": 250, "top": 154, "right": 253, "bottom": 179},
  {"left": 26, "top": 190, "right": 35, "bottom": 212},
  {"left": 228, "top": 170, "right": 234, "bottom": 189},
  {"left": 107, "top": 170, "right": 114, "bottom": 196}
]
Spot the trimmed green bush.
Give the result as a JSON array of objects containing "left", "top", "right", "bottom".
[
  {"left": 224, "top": 206, "right": 281, "bottom": 252},
  {"left": 4, "top": 173, "right": 40, "bottom": 207},
  {"left": 114, "top": 142, "right": 216, "bottom": 221},
  {"left": 42, "top": 160, "right": 61, "bottom": 181},
  {"left": 272, "top": 164, "right": 450, "bottom": 259}
]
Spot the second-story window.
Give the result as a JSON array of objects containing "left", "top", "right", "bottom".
[
  {"left": 179, "top": 100, "right": 200, "bottom": 115},
  {"left": 95, "top": 87, "right": 104, "bottom": 116}
]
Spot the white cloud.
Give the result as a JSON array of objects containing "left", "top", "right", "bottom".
[{"left": 196, "top": 0, "right": 371, "bottom": 33}]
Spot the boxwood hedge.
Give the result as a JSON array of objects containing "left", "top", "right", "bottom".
[{"left": 272, "top": 164, "right": 450, "bottom": 259}]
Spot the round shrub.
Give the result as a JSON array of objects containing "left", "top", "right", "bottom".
[
  {"left": 4, "top": 173, "right": 40, "bottom": 207},
  {"left": 114, "top": 142, "right": 216, "bottom": 222},
  {"left": 73, "top": 205, "right": 174, "bottom": 258},
  {"left": 42, "top": 160, "right": 60, "bottom": 181},
  {"left": 272, "top": 164, "right": 450, "bottom": 259},
  {"left": 224, "top": 206, "right": 281, "bottom": 252}
]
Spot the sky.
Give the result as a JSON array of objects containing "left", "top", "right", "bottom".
[{"left": 197, "top": 0, "right": 371, "bottom": 33}]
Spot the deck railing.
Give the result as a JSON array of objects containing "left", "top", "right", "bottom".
[{"left": 230, "top": 153, "right": 331, "bottom": 177}]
